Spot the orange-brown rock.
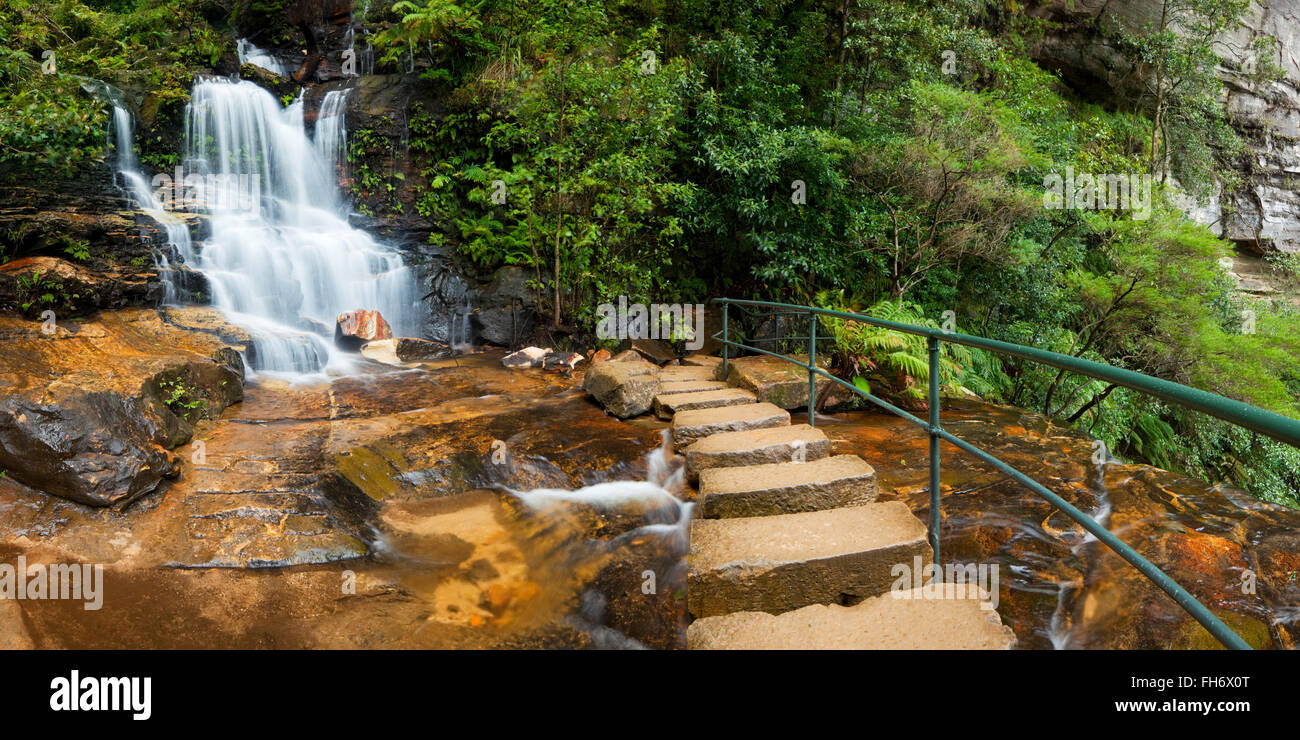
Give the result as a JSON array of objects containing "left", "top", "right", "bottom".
[{"left": 334, "top": 308, "right": 392, "bottom": 350}]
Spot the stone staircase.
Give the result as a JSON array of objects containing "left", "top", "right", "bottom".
[{"left": 644, "top": 355, "right": 1017, "bottom": 649}]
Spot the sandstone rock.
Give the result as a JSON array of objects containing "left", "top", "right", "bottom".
[
  {"left": 670, "top": 402, "right": 790, "bottom": 451},
  {"left": 392, "top": 337, "right": 451, "bottom": 361},
  {"left": 630, "top": 338, "right": 676, "bottom": 365},
  {"left": 687, "top": 501, "right": 930, "bottom": 618},
  {"left": 0, "top": 309, "right": 244, "bottom": 507},
  {"left": 653, "top": 387, "right": 757, "bottom": 419},
  {"left": 334, "top": 309, "right": 392, "bottom": 351},
  {"left": 502, "top": 346, "right": 551, "bottom": 368},
  {"left": 697, "top": 454, "right": 878, "bottom": 518},
  {"left": 725, "top": 353, "right": 835, "bottom": 409},
  {"left": 687, "top": 586, "right": 1017, "bottom": 650},
  {"left": 0, "top": 256, "right": 160, "bottom": 318},
  {"left": 684, "top": 424, "right": 831, "bottom": 480},
  {"left": 582, "top": 358, "right": 660, "bottom": 418},
  {"left": 589, "top": 348, "right": 612, "bottom": 364}
]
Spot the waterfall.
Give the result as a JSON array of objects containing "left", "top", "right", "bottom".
[
  {"left": 173, "top": 77, "right": 420, "bottom": 373},
  {"left": 108, "top": 106, "right": 198, "bottom": 307},
  {"left": 314, "top": 89, "right": 351, "bottom": 181},
  {"left": 108, "top": 75, "right": 421, "bottom": 375}
]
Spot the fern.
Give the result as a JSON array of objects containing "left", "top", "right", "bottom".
[{"left": 814, "top": 289, "right": 997, "bottom": 405}]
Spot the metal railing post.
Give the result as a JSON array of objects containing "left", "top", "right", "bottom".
[
  {"left": 927, "top": 336, "right": 942, "bottom": 568},
  {"left": 721, "top": 302, "right": 729, "bottom": 379},
  {"left": 807, "top": 312, "right": 817, "bottom": 428}
]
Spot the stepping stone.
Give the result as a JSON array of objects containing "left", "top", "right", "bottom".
[
  {"left": 681, "top": 354, "right": 722, "bottom": 369},
  {"left": 654, "top": 388, "right": 757, "bottom": 419},
  {"left": 583, "top": 357, "right": 660, "bottom": 418},
  {"left": 684, "top": 423, "right": 831, "bottom": 480},
  {"left": 681, "top": 354, "right": 724, "bottom": 379},
  {"left": 697, "top": 454, "right": 877, "bottom": 518},
  {"left": 687, "top": 585, "right": 1017, "bottom": 650},
  {"left": 687, "top": 501, "right": 929, "bottom": 618},
  {"left": 671, "top": 402, "right": 789, "bottom": 451},
  {"left": 724, "top": 354, "right": 839, "bottom": 409},
  {"left": 657, "top": 380, "right": 727, "bottom": 396},
  {"left": 658, "top": 365, "right": 717, "bottom": 383}
]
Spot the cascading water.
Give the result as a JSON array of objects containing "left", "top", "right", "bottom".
[
  {"left": 107, "top": 105, "right": 199, "bottom": 307},
  {"left": 154, "top": 76, "right": 421, "bottom": 374},
  {"left": 107, "top": 75, "right": 421, "bottom": 374},
  {"left": 236, "top": 38, "right": 293, "bottom": 77},
  {"left": 314, "top": 89, "right": 351, "bottom": 180},
  {"left": 1047, "top": 446, "right": 1116, "bottom": 649}
]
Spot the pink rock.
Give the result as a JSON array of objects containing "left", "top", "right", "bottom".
[{"left": 335, "top": 309, "right": 393, "bottom": 350}]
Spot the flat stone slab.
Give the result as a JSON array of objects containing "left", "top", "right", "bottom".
[
  {"left": 671, "top": 402, "right": 789, "bottom": 451},
  {"left": 687, "top": 585, "right": 1017, "bottom": 649},
  {"left": 725, "top": 354, "right": 835, "bottom": 409},
  {"left": 654, "top": 388, "right": 757, "bottom": 419},
  {"left": 697, "top": 454, "right": 877, "bottom": 518},
  {"left": 657, "top": 380, "right": 728, "bottom": 396},
  {"left": 687, "top": 501, "right": 930, "bottom": 618},
  {"left": 681, "top": 354, "right": 723, "bottom": 370},
  {"left": 658, "top": 365, "right": 718, "bottom": 383},
  {"left": 685, "top": 423, "right": 831, "bottom": 479},
  {"left": 583, "top": 357, "right": 660, "bottom": 418}
]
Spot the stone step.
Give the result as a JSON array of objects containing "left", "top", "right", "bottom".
[
  {"left": 697, "top": 454, "right": 877, "bottom": 518},
  {"left": 658, "top": 365, "right": 719, "bottom": 383},
  {"left": 684, "top": 423, "right": 831, "bottom": 480},
  {"left": 687, "top": 500, "right": 930, "bottom": 618},
  {"left": 687, "top": 585, "right": 1017, "bottom": 649},
  {"left": 724, "top": 354, "right": 842, "bottom": 409},
  {"left": 657, "top": 380, "right": 728, "bottom": 396},
  {"left": 681, "top": 354, "right": 724, "bottom": 373},
  {"left": 654, "top": 388, "right": 757, "bottom": 419},
  {"left": 671, "top": 402, "right": 790, "bottom": 451}
]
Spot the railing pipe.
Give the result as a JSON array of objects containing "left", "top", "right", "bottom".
[{"left": 927, "top": 336, "right": 942, "bottom": 567}]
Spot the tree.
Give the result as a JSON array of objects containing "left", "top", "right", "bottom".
[{"left": 845, "top": 83, "right": 1039, "bottom": 298}]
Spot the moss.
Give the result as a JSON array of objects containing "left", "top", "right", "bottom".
[{"left": 334, "top": 442, "right": 409, "bottom": 501}]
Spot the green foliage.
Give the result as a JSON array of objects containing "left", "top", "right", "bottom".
[
  {"left": 157, "top": 376, "right": 207, "bottom": 422},
  {"left": 0, "top": 0, "right": 226, "bottom": 178},
  {"left": 814, "top": 289, "right": 994, "bottom": 405}
]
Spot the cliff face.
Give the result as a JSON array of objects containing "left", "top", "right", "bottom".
[{"left": 1027, "top": 0, "right": 1300, "bottom": 254}]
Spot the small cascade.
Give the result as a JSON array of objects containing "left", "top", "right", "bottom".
[
  {"left": 236, "top": 38, "right": 293, "bottom": 77},
  {"left": 313, "top": 88, "right": 351, "bottom": 182},
  {"left": 1047, "top": 446, "right": 1116, "bottom": 650},
  {"left": 449, "top": 301, "right": 474, "bottom": 353},
  {"left": 508, "top": 430, "right": 693, "bottom": 647},
  {"left": 107, "top": 105, "right": 200, "bottom": 306}
]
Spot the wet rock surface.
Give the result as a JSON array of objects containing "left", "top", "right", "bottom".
[
  {"left": 0, "top": 308, "right": 243, "bottom": 506},
  {"left": 0, "top": 332, "right": 677, "bottom": 648},
  {"left": 816, "top": 400, "right": 1300, "bottom": 649}
]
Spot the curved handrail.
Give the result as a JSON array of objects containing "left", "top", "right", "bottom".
[{"left": 713, "top": 297, "right": 1270, "bottom": 650}]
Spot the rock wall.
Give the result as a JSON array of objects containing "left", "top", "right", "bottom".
[{"left": 1027, "top": 0, "right": 1300, "bottom": 253}]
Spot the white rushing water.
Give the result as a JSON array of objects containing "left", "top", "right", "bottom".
[
  {"left": 112, "top": 76, "right": 422, "bottom": 375},
  {"left": 236, "top": 38, "right": 294, "bottom": 77},
  {"left": 314, "top": 89, "right": 351, "bottom": 179}
]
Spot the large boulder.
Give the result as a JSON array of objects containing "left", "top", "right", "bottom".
[
  {"left": 0, "top": 309, "right": 244, "bottom": 507},
  {"left": 334, "top": 309, "right": 392, "bottom": 351},
  {"left": 583, "top": 358, "right": 660, "bottom": 418}
]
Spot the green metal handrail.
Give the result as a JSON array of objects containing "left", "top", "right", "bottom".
[{"left": 713, "top": 297, "right": 1292, "bottom": 650}]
